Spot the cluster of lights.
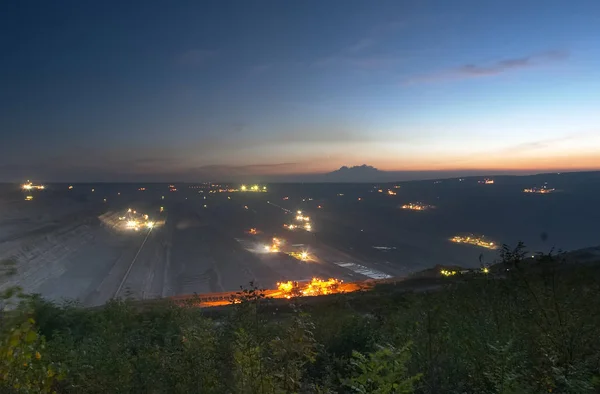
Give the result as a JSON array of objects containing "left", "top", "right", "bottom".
[
  {"left": 292, "top": 211, "right": 312, "bottom": 231},
  {"left": 401, "top": 203, "right": 432, "bottom": 211},
  {"left": 263, "top": 237, "right": 283, "bottom": 253},
  {"left": 451, "top": 235, "right": 498, "bottom": 250},
  {"left": 479, "top": 179, "right": 494, "bottom": 184},
  {"left": 120, "top": 208, "right": 156, "bottom": 231},
  {"left": 523, "top": 186, "right": 556, "bottom": 194},
  {"left": 288, "top": 251, "right": 309, "bottom": 261},
  {"left": 277, "top": 277, "right": 343, "bottom": 298},
  {"left": 440, "top": 269, "right": 457, "bottom": 277},
  {"left": 21, "top": 181, "right": 45, "bottom": 191},
  {"left": 376, "top": 189, "right": 396, "bottom": 195},
  {"left": 240, "top": 184, "right": 267, "bottom": 192}
]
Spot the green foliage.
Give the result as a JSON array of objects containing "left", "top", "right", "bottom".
[
  {"left": 1, "top": 246, "right": 599, "bottom": 393},
  {"left": 343, "top": 343, "right": 421, "bottom": 393},
  {"left": 0, "top": 316, "right": 65, "bottom": 393}
]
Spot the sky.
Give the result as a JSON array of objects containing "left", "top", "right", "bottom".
[{"left": 1, "top": 0, "right": 600, "bottom": 182}]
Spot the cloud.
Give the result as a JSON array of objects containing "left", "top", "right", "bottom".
[
  {"left": 312, "top": 20, "right": 405, "bottom": 70},
  {"left": 311, "top": 54, "right": 404, "bottom": 70},
  {"left": 406, "top": 50, "right": 569, "bottom": 84},
  {"left": 177, "top": 49, "right": 217, "bottom": 66},
  {"left": 345, "top": 38, "right": 376, "bottom": 54},
  {"left": 498, "top": 131, "right": 592, "bottom": 155}
]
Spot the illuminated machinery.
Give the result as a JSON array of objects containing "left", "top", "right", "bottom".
[
  {"left": 288, "top": 251, "right": 309, "bottom": 261},
  {"left": 295, "top": 213, "right": 310, "bottom": 222},
  {"left": 264, "top": 244, "right": 280, "bottom": 253},
  {"left": 440, "top": 269, "right": 457, "bottom": 277},
  {"left": 21, "top": 181, "right": 45, "bottom": 191},
  {"left": 523, "top": 186, "right": 556, "bottom": 194},
  {"left": 264, "top": 237, "right": 283, "bottom": 253},
  {"left": 120, "top": 208, "right": 155, "bottom": 231},
  {"left": 450, "top": 235, "right": 498, "bottom": 250},
  {"left": 401, "top": 202, "right": 432, "bottom": 211},
  {"left": 240, "top": 184, "right": 268, "bottom": 192},
  {"left": 277, "top": 278, "right": 343, "bottom": 298}
]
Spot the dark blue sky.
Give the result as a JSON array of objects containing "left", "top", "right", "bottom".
[{"left": 1, "top": 0, "right": 599, "bottom": 181}]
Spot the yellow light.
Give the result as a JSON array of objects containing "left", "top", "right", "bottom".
[
  {"left": 297, "top": 210, "right": 302, "bottom": 214},
  {"left": 22, "top": 184, "right": 32, "bottom": 190},
  {"left": 25, "top": 195, "right": 33, "bottom": 201},
  {"left": 300, "top": 252, "right": 308, "bottom": 260},
  {"left": 127, "top": 208, "right": 132, "bottom": 213},
  {"left": 482, "top": 267, "right": 489, "bottom": 274},
  {"left": 126, "top": 220, "right": 137, "bottom": 228},
  {"left": 304, "top": 223, "right": 312, "bottom": 231},
  {"left": 68, "top": 185, "right": 73, "bottom": 190},
  {"left": 160, "top": 207, "right": 164, "bottom": 212},
  {"left": 91, "top": 188, "right": 95, "bottom": 192},
  {"left": 146, "top": 222, "right": 154, "bottom": 228},
  {"left": 264, "top": 245, "right": 270, "bottom": 251},
  {"left": 241, "top": 185, "right": 247, "bottom": 191}
]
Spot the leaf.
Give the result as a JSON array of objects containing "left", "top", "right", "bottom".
[{"left": 25, "top": 330, "right": 38, "bottom": 344}]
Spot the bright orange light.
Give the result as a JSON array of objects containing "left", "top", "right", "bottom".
[
  {"left": 451, "top": 235, "right": 497, "bottom": 249},
  {"left": 277, "top": 277, "right": 342, "bottom": 297}
]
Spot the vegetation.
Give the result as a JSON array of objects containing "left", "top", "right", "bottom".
[{"left": 1, "top": 245, "right": 600, "bottom": 393}]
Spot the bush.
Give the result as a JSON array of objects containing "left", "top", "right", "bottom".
[{"left": 1, "top": 245, "right": 599, "bottom": 393}]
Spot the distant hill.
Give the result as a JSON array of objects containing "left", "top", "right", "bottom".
[
  {"left": 306, "top": 167, "right": 600, "bottom": 183},
  {"left": 323, "top": 165, "right": 393, "bottom": 182},
  {"left": 318, "top": 165, "right": 500, "bottom": 183}
]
